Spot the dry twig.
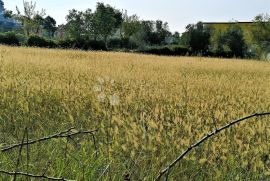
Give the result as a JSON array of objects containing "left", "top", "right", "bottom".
[
  {"left": 155, "top": 112, "right": 270, "bottom": 181},
  {"left": 0, "top": 170, "right": 75, "bottom": 181},
  {"left": 1, "top": 128, "right": 98, "bottom": 152},
  {"left": 13, "top": 128, "right": 28, "bottom": 181}
]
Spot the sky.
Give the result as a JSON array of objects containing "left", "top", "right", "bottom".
[{"left": 4, "top": 0, "right": 270, "bottom": 33}]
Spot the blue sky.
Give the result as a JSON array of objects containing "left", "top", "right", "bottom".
[{"left": 4, "top": 0, "right": 270, "bottom": 33}]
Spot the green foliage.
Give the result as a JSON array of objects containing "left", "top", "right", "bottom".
[
  {"left": 142, "top": 45, "right": 189, "bottom": 56},
  {"left": 32, "top": 14, "right": 45, "bottom": 34},
  {"left": 251, "top": 14, "right": 270, "bottom": 59},
  {"left": 15, "top": 0, "right": 46, "bottom": 36},
  {"left": 27, "top": 35, "right": 56, "bottom": 47},
  {"left": 171, "top": 31, "right": 181, "bottom": 44},
  {"left": 65, "top": 9, "right": 85, "bottom": 39},
  {"left": 43, "top": 16, "right": 57, "bottom": 38},
  {"left": 1, "top": 1, "right": 268, "bottom": 59},
  {"left": 15, "top": 33, "right": 28, "bottom": 44},
  {"left": 64, "top": 3, "right": 123, "bottom": 47},
  {"left": 122, "top": 12, "right": 141, "bottom": 38},
  {"left": 107, "top": 37, "right": 138, "bottom": 50},
  {"left": 224, "top": 25, "right": 247, "bottom": 57},
  {"left": 211, "top": 25, "right": 247, "bottom": 58},
  {"left": 58, "top": 38, "right": 107, "bottom": 50},
  {"left": 205, "top": 23, "right": 254, "bottom": 43},
  {"left": 3, "top": 10, "right": 13, "bottom": 19},
  {"left": 125, "top": 20, "right": 171, "bottom": 48},
  {"left": 94, "top": 3, "right": 123, "bottom": 46},
  {"left": 181, "top": 22, "right": 211, "bottom": 54},
  {"left": 0, "top": 32, "right": 20, "bottom": 45}
]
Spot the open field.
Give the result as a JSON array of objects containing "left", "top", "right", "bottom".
[{"left": 0, "top": 46, "right": 269, "bottom": 180}]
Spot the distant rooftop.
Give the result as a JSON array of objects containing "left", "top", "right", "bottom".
[{"left": 203, "top": 21, "right": 254, "bottom": 24}]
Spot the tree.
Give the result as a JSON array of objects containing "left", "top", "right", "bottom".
[
  {"left": 172, "top": 31, "right": 181, "bottom": 44},
  {"left": 211, "top": 30, "right": 228, "bottom": 55},
  {"left": 65, "top": 9, "right": 99, "bottom": 40},
  {"left": 33, "top": 14, "right": 45, "bottom": 34},
  {"left": 65, "top": 9, "right": 84, "bottom": 39},
  {"left": 211, "top": 25, "right": 247, "bottom": 58},
  {"left": 223, "top": 25, "right": 247, "bottom": 57},
  {"left": 152, "top": 20, "right": 170, "bottom": 45},
  {"left": 44, "top": 16, "right": 57, "bottom": 38},
  {"left": 122, "top": 12, "right": 141, "bottom": 38},
  {"left": 128, "top": 20, "right": 170, "bottom": 47},
  {"left": 181, "top": 22, "right": 211, "bottom": 54},
  {"left": 252, "top": 14, "right": 270, "bottom": 45},
  {"left": 3, "top": 10, "right": 13, "bottom": 18},
  {"left": 22, "top": 0, "right": 36, "bottom": 35},
  {"left": 15, "top": 1, "right": 46, "bottom": 36},
  {"left": 94, "top": 3, "right": 122, "bottom": 47},
  {"left": 252, "top": 14, "right": 270, "bottom": 58},
  {"left": 83, "top": 9, "right": 95, "bottom": 39},
  {"left": 139, "top": 20, "right": 154, "bottom": 45}
]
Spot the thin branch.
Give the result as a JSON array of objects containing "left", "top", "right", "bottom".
[
  {"left": 26, "top": 127, "right": 30, "bottom": 181},
  {"left": 13, "top": 127, "right": 27, "bottom": 181},
  {"left": 155, "top": 112, "right": 270, "bottom": 181},
  {"left": 92, "top": 133, "right": 99, "bottom": 158},
  {"left": 0, "top": 170, "right": 74, "bottom": 181},
  {"left": 1, "top": 128, "right": 98, "bottom": 152}
]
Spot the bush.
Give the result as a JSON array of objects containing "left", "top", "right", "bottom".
[
  {"left": 171, "top": 46, "right": 191, "bottom": 56},
  {"left": 27, "top": 35, "right": 56, "bottom": 48},
  {"left": 108, "top": 38, "right": 138, "bottom": 50},
  {"left": 57, "top": 39, "right": 77, "bottom": 49},
  {"left": 108, "top": 38, "right": 124, "bottom": 49},
  {"left": 0, "top": 32, "right": 20, "bottom": 46},
  {"left": 88, "top": 40, "right": 107, "bottom": 50},
  {"left": 16, "top": 33, "right": 28, "bottom": 45},
  {"left": 58, "top": 39, "right": 107, "bottom": 51},
  {"left": 142, "top": 45, "right": 189, "bottom": 56}
]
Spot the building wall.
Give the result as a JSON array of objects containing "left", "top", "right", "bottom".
[{"left": 205, "top": 22, "right": 255, "bottom": 43}]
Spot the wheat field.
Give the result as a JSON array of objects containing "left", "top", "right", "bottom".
[{"left": 0, "top": 46, "right": 269, "bottom": 180}]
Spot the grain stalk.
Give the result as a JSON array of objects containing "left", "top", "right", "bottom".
[{"left": 155, "top": 112, "right": 270, "bottom": 180}]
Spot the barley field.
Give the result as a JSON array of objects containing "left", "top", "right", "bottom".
[{"left": 0, "top": 46, "right": 269, "bottom": 180}]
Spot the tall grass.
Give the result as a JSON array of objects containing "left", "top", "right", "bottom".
[{"left": 0, "top": 46, "right": 269, "bottom": 180}]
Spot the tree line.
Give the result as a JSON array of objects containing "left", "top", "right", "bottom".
[{"left": 0, "top": 0, "right": 269, "bottom": 59}]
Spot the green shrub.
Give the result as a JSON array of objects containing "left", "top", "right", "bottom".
[
  {"left": 142, "top": 45, "right": 190, "bottom": 56},
  {"left": 108, "top": 38, "right": 138, "bottom": 50},
  {"left": 58, "top": 39, "right": 107, "bottom": 51},
  {"left": 0, "top": 32, "right": 20, "bottom": 46},
  {"left": 27, "top": 35, "right": 56, "bottom": 48},
  {"left": 15, "top": 33, "right": 28, "bottom": 45},
  {"left": 88, "top": 40, "right": 107, "bottom": 50}
]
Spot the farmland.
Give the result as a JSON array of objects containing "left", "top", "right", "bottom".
[{"left": 0, "top": 46, "right": 269, "bottom": 180}]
